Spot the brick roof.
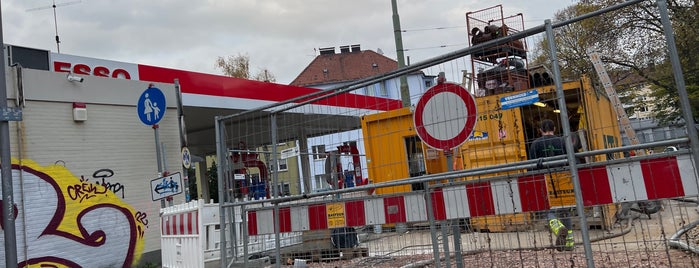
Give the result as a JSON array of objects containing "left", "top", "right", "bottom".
[{"left": 290, "top": 49, "right": 399, "bottom": 87}]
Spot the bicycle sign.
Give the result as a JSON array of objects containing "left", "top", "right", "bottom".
[{"left": 150, "top": 172, "right": 182, "bottom": 201}]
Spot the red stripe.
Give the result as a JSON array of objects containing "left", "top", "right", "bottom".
[
  {"left": 641, "top": 157, "right": 683, "bottom": 199},
  {"left": 247, "top": 211, "right": 258, "bottom": 235},
  {"left": 187, "top": 212, "right": 193, "bottom": 235},
  {"left": 578, "top": 166, "right": 612, "bottom": 206},
  {"left": 430, "top": 189, "right": 447, "bottom": 221},
  {"left": 278, "top": 207, "right": 292, "bottom": 233},
  {"left": 178, "top": 214, "right": 185, "bottom": 235},
  {"left": 466, "top": 182, "right": 495, "bottom": 217},
  {"left": 308, "top": 204, "right": 328, "bottom": 230},
  {"left": 383, "top": 196, "right": 406, "bottom": 224},
  {"left": 517, "top": 175, "right": 549, "bottom": 212},
  {"left": 137, "top": 65, "right": 402, "bottom": 111},
  {"left": 344, "top": 201, "right": 366, "bottom": 227},
  {"left": 167, "top": 215, "right": 172, "bottom": 235}
]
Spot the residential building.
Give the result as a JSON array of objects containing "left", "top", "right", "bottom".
[
  {"left": 616, "top": 75, "right": 686, "bottom": 148},
  {"left": 290, "top": 44, "right": 436, "bottom": 192}
]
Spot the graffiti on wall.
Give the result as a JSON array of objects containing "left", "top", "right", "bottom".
[
  {"left": 0, "top": 159, "right": 147, "bottom": 268},
  {"left": 69, "top": 169, "right": 127, "bottom": 202}
]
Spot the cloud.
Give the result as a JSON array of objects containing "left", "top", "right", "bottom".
[{"left": 4, "top": 0, "right": 571, "bottom": 84}]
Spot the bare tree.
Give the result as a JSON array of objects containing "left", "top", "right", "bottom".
[
  {"left": 254, "top": 68, "right": 276, "bottom": 82},
  {"left": 215, "top": 53, "right": 276, "bottom": 82}
]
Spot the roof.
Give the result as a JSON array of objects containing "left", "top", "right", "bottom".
[{"left": 290, "top": 48, "right": 399, "bottom": 87}]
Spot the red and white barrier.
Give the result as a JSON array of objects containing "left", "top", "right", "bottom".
[
  {"left": 161, "top": 199, "right": 303, "bottom": 267},
  {"left": 248, "top": 155, "right": 697, "bottom": 235}
]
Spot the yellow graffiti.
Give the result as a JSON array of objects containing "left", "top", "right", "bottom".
[{"left": 10, "top": 158, "right": 145, "bottom": 267}]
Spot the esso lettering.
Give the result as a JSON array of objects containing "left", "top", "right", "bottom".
[{"left": 53, "top": 61, "right": 132, "bottom": 79}]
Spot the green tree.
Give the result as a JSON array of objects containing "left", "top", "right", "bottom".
[
  {"left": 530, "top": 0, "right": 698, "bottom": 124},
  {"left": 206, "top": 162, "right": 219, "bottom": 203},
  {"left": 215, "top": 53, "right": 276, "bottom": 82},
  {"left": 186, "top": 167, "right": 197, "bottom": 201}
]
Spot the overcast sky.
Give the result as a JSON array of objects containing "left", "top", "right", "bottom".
[{"left": 3, "top": 0, "right": 574, "bottom": 84}]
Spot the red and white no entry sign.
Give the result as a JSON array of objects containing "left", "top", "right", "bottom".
[{"left": 413, "top": 82, "right": 477, "bottom": 151}]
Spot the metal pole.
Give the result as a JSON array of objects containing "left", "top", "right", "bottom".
[
  {"left": 441, "top": 221, "right": 451, "bottom": 268},
  {"left": 154, "top": 124, "right": 165, "bottom": 209},
  {"left": 423, "top": 182, "right": 442, "bottom": 268},
  {"left": 270, "top": 114, "right": 282, "bottom": 267},
  {"left": 215, "top": 117, "right": 228, "bottom": 268},
  {"left": 0, "top": 2, "right": 19, "bottom": 266},
  {"left": 441, "top": 153, "right": 452, "bottom": 268},
  {"left": 174, "top": 79, "right": 191, "bottom": 202},
  {"left": 391, "top": 0, "right": 411, "bottom": 107},
  {"left": 545, "top": 20, "right": 594, "bottom": 268},
  {"left": 446, "top": 152, "right": 463, "bottom": 268},
  {"left": 656, "top": 0, "right": 699, "bottom": 177},
  {"left": 161, "top": 143, "right": 173, "bottom": 207}
]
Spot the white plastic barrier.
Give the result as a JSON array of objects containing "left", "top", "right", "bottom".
[
  {"left": 161, "top": 200, "right": 210, "bottom": 268},
  {"left": 161, "top": 199, "right": 302, "bottom": 267}
]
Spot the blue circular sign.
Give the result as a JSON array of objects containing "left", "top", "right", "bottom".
[{"left": 137, "top": 87, "right": 166, "bottom": 125}]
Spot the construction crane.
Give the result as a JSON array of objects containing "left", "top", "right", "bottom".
[{"left": 587, "top": 49, "right": 644, "bottom": 155}]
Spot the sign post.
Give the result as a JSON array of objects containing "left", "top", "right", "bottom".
[
  {"left": 138, "top": 84, "right": 167, "bottom": 207},
  {"left": 413, "top": 81, "right": 477, "bottom": 268}
]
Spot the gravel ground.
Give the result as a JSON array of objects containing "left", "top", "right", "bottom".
[
  {"left": 272, "top": 200, "right": 699, "bottom": 267},
  {"left": 296, "top": 249, "right": 698, "bottom": 268}
]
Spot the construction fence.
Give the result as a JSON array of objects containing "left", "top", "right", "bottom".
[{"left": 203, "top": 1, "right": 699, "bottom": 267}]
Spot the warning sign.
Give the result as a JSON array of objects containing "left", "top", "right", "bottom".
[{"left": 326, "top": 203, "right": 346, "bottom": 228}]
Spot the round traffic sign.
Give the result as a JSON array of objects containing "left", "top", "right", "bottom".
[
  {"left": 413, "top": 82, "right": 477, "bottom": 151},
  {"left": 182, "top": 147, "right": 192, "bottom": 169},
  {"left": 137, "top": 86, "right": 166, "bottom": 125}
]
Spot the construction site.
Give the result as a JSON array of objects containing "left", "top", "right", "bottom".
[{"left": 157, "top": 1, "right": 699, "bottom": 268}]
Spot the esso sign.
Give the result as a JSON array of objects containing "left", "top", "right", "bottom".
[{"left": 54, "top": 61, "right": 132, "bottom": 79}]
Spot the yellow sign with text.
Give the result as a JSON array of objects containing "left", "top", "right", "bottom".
[{"left": 326, "top": 203, "right": 346, "bottom": 228}]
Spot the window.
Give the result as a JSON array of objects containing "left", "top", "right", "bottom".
[
  {"left": 312, "top": 145, "right": 326, "bottom": 160},
  {"left": 282, "top": 183, "right": 290, "bottom": 196},
  {"left": 276, "top": 182, "right": 290, "bottom": 196},
  {"left": 364, "top": 86, "right": 376, "bottom": 96},
  {"left": 376, "top": 82, "right": 388, "bottom": 97},
  {"left": 277, "top": 158, "right": 288, "bottom": 172}
]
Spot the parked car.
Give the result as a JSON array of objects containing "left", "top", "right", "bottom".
[{"left": 664, "top": 146, "right": 678, "bottom": 152}]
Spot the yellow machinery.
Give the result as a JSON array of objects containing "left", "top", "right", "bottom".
[{"left": 361, "top": 76, "right": 620, "bottom": 232}]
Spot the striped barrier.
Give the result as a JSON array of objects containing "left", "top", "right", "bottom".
[
  {"left": 161, "top": 210, "right": 199, "bottom": 236},
  {"left": 248, "top": 155, "right": 697, "bottom": 235}
]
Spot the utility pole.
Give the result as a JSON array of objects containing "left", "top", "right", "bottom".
[
  {"left": 0, "top": 2, "right": 19, "bottom": 267},
  {"left": 391, "top": 0, "right": 411, "bottom": 107}
]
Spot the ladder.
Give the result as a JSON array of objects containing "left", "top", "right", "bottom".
[{"left": 587, "top": 49, "right": 643, "bottom": 155}]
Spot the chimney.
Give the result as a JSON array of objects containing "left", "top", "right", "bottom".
[
  {"left": 339, "top": 45, "right": 350, "bottom": 53},
  {"left": 351, "top": 44, "right": 360, "bottom": 52},
  {"left": 319, "top": 47, "right": 335, "bottom": 55}
]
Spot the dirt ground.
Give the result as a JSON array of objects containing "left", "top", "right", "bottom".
[
  {"left": 276, "top": 200, "right": 699, "bottom": 267},
  {"left": 297, "top": 249, "right": 698, "bottom": 268}
]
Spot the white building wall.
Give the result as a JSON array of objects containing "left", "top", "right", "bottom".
[
  {"left": 2, "top": 67, "right": 183, "bottom": 267},
  {"left": 304, "top": 73, "right": 433, "bottom": 191}
]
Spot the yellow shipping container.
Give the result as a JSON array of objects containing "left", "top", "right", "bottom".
[{"left": 361, "top": 76, "right": 619, "bottom": 231}]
